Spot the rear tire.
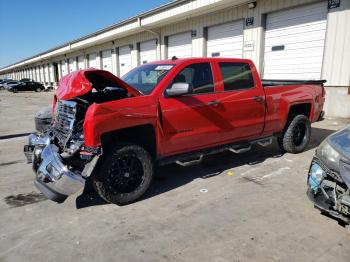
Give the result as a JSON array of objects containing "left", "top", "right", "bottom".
[
  {"left": 278, "top": 114, "right": 311, "bottom": 154},
  {"left": 92, "top": 143, "right": 153, "bottom": 205}
]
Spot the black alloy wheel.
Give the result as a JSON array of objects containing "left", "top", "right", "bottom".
[{"left": 92, "top": 143, "right": 154, "bottom": 205}]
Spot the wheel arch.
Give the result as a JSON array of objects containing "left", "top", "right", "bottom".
[
  {"left": 100, "top": 124, "right": 157, "bottom": 157},
  {"left": 287, "top": 103, "right": 312, "bottom": 121}
]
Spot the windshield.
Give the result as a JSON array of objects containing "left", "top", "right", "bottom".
[
  {"left": 329, "top": 125, "right": 350, "bottom": 159},
  {"left": 122, "top": 64, "right": 174, "bottom": 95}
]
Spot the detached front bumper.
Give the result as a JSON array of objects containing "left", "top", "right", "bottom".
[{"left": 23, "top": 134, "right": 85, "bottom": 203}]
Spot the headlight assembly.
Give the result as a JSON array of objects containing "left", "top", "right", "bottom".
[
  {"left": 316, "top": 139, "right": 341, "bottom": 172},
  {"left": 308, "top": 162, "right": 325, "bottom": 192}
]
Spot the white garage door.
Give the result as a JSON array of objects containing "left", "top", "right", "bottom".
[
  {"left": 101, "top": 50, "right": 113, "bottom": 73},
  {"left": 119, "top": 45, "right": 132, "bottom": 76},
  {"left": 61, "top": 60, "right": 67, "bottom": 76},
  {"left": 40, "top": 66, "right": 45, "bottom": 82},
  {"left": 44, "top": 64, "right": 50, "bottom": 82},
  {"left": 263, "top": 2, "right": 328, "bottom": 80},
  {"left": 78, "top": 56, "right": 85, "bottom": 70},
  {"left": 140, "top": 40, "right": 157, "bottom": 64},
  {"left": 168, "top": 32, "right": 192, "bottom": 58},
  {"left": 68, "top": 58, "right": 76, "bottom": 73},
  {"left": 207, "top": 21, "right": 244, "bottom": 58},
  {"left": 88, "top": 53, "right": 97, "bottom": 68}
]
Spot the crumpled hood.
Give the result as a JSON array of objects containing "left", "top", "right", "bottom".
[{"left": 56, "top": 69, "right": 140, "bottom": 100}]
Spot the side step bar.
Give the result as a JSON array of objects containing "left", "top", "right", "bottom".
[
  {"left": 176, "top": 155, "right": 204, "bottom": 167},
  {"left": 158, "top": 136, "right": 275, "bottom": 167},
  {"left": 229, "top": 146, "right": 251, "bottom": 154}
]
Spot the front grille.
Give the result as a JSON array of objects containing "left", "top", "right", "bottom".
[{"left": 52, "top": 100, "right": 77, "bottom": 148}]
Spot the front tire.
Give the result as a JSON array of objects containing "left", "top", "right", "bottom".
[
  {"left": 92, "top": 143, "right": 154, "bottom": 205},
  {"left": 278, "top": 114, "right": 311, "bottom": 154}
]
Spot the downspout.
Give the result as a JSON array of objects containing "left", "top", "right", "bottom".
[{"left": 137, "top": 17, "right": 162, "bottom": 60}]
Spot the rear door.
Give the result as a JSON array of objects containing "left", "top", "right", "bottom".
[
  {"left": 159, "top": 62, "right": 227, "bottom": 155},
  {"left": 214, "top": 62, "right": 265, "bottom": 142}
]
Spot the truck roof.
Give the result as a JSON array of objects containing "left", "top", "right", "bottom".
[{"left": 148, "top": 57, "right": 253, "bottom": 65}]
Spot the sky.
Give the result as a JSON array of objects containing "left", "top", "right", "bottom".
[{"left": 0, "top": 0, "right": 170, "bottom": 68}]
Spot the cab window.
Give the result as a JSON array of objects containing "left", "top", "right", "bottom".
[
  {"left": 219, "top": 62, "right": 255, "bottom": 91},
  {"left": 173, "top": 63, "right": 214, "bottom": 94}
]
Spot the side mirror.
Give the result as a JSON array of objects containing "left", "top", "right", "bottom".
[{"left": 166, "top": 83, "right": 191, "bottom": 97}]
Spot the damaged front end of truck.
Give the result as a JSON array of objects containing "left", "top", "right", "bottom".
[{"left": 23, "top": 69, "right": 140, "bottom": 203}]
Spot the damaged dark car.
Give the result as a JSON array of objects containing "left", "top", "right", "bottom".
[{"left": 307, "top": 125, "right": 350, "bottom": 225}]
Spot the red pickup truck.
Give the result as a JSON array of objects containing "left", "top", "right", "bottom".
[{"left": 24, "top": 58, "right": 325, "bottom": 205}]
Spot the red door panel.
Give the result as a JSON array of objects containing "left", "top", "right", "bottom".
[
  {"left": 159, "top": 93, "right": 232, "bottom": 155},
  {"left": 214, "top": 89, "right": 265, "bottom": 142}
]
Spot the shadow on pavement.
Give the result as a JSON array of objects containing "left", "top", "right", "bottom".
[{"left": 76, "top": 127, "right": 335, "bottom": 209}]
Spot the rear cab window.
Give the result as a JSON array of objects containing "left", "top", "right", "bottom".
[{"left": 219, "top": 62, "right": 255, "bottom": 91}]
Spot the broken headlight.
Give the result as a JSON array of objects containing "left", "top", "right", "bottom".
[{"left": 316, "top": 139, "right": 341, "bottom": 173}]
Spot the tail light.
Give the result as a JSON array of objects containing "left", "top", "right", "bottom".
[{"left": 321, "top": 85, "right": 326, "bottom": 97}]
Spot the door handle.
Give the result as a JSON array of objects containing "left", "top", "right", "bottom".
[
  {"left": 253, "top": 96, "right": 263, "bottom": 102},
  {"left": 207, "top": 100, "right": 221, "bottom": 106}
]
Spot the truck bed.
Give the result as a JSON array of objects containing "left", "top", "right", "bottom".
[{"left": 262, "top": 79, "right": 326, "bottom": 87}]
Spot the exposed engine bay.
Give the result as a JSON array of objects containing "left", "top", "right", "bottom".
[
  {"left": 23, "top": 70, "right": 137, "bottom": 202},
  {"left": 48, "top": 71, "right": 129, "bottom": 166}
]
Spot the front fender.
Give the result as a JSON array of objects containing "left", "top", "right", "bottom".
[{"left": 83, "top": 96, "right": 158, "bottom": 147}]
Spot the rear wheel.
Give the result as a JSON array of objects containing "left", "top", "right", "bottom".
[
  {"left": 12, "top": 88, "right": 18, "bottom": 93},
  {"left": 278, "top": 114, "right": 311, "bottom": 154},
  {"left": 35, "top": 87, "right": 41, "bottom": 92},
  {"left": 92, "top": 143, "right": 153, "bottom": 205}
]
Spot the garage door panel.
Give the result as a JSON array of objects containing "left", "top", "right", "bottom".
[
  {"left": 208, "top": 28, "right": 242, "bottom": 38},
  {"left": 268, "top": 27, "right": 324, "bottom": 45},
  {"left": 266, "top": 40, "right": 326, "bottom": 51},
  {"left": 102, "top": 50, "right": 113, "bottom": 73},
  {"left": 265, "top": 56, "right": 323, "bottom": 66},
  {"left": 140, "top": 40, "right": 157, "bottom": 64},
  {"left": 68, "top": 58, "right": 76, "bottom": 73},
  {"left": 267, "top": 20, "right": 326, "bottom": 34},
  {"left": 168, "top": 32, "right": 192, "bottom": 58},
  {"left": 263, "top": 2, "right": 327, "bottom": 80},
  {"left": 267, "top": 4, "right": 327, "bottom": 24},
  {"left": 119, "top": 46, "right": 132, "bottom": 76},
  {"left": 265, "top": 46, "right": 325, "bottom": 58},
  {"left": 88, "top": 53, "right": 97, "bottom": 68},
  {"left": 78, "top": 56, "right": 85, "bottom": 70},
  {"left": 207, "top": 21, "right": 243, "bottom": 58}
]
